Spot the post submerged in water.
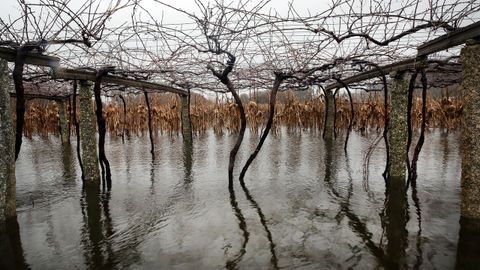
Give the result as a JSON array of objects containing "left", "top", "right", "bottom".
[
  {"left": 79, "top": 80, "right": 100, "bottom": 187},
  {"left": 180, "top": 93, "right": 193, "bottom": 147},
  {"left": 58, "top": 99, "right": 69, "bottom": 144},
  {"left": 388, "top": 71, "right": 409, "bottom": 179},
  {"left": 460, "top": 42, "right": 480, "bottom": 220}
]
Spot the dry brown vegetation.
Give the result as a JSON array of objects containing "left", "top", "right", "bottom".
[{"left": 17, "top": 91, "right": 463, "bottom": 138}]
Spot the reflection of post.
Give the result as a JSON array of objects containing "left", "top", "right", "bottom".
[
  {"left": 182, "top": 141, "right": 193, "bottom": 182},
  {"left": 384, "top": 177, "right": 408, "bottom": 268},
  {"left": 180, "top": 92, "right": 193, "bottom": 146},
  {"left": 323, "top": 89, "right": 335, "bottom": 141},
  {"left": 389, "top": 71, "right": 408, "bottom": 179},
  {"left": 0, "top": 59, "right": 16, "bottom": 219},
  {"left": 79, "top": 80, "right": 100, "bottom": 186},
  {"left": 58, "top": 100, "right": 69, "bottom": 144},
  {"left": 455, "top": 217, "right": 480, "bottom": 268},
  {"left": 459, "top": 43, "right": 480, "bottom": 219},
  {"left": 0, "top": 218, "right": 30, "bottom": 269},
  {"left": 82, "top": 187, "right": 105, "bottom": 268},
  {"left": 61, "top": 143, "right": 75, "bottom": 184}
]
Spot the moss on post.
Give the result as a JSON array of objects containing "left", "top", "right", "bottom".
[
  {"left": 324, "top": 89, "right": 335, "bottom": 141},
  {"left": 79, "top": 80, "right": 100, "bottom": 186},
  {"left": 0, "top": 59, "right": 16, "bottom": 220},
  {"left": 388, "top": 71, "right": 408, "bottom": 179},
  {"left": 460, "top": 43, "right": 480, "bottom": 219},
  {"left": 58, "top": 100, "right": 69, "bottom": 144},
  {"left": 180, "top": 93, "right": 193, "bottom": 146}
]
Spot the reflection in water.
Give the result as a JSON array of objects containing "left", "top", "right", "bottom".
[
  {"left": 80, "top": 187, "right": 117, "bottom": 269},
  {"left": 324, "top": 138, "right": 410, "bottom": 269},
  {"left": 409, "top": 174, "right": 423, "bottom": 270},
  {"left": 183, "top": 139, "right": 193, "bottom": 183},
  {"left": 11, "top": 130, "right": 465, "bottom": 268},
  {"left": 383, "top": 177, "right": 408, "bottom": 270},
  {"left": 455, "top": 217, "right": 480, "bottom": 269},
  {"left": 239, "top": 180, "right": 279, "bottom": 269},
  {"left": 226, "top": 183, "right": 249, "bottom": 269},
  {"left": 0, "top": 218, "right": 30, "bottom": 270},
  {"left": 323, "top": 138, "right": 385, "bottom": 264}
]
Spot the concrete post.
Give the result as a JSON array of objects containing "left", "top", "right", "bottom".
[
  {"left": 388, "top": 71, "right": 409, "bottom": 179},
  {"left": 324, "top": 89, "right": 335, "bottom": 141},
  {"left": 460, "top": 43, "right": 480, "bottom": 219},
  {"left": 0, "top": 59, "right": 16, "bottom": 220},
  {"left": 79, "top": 80, "right": 100, "bottom": 186},
  {"left": 180, "top": 93, "right": 193, "bottom": 146},
  {"left": 58, "top": 100, "right": 69, "bottom": 144}
]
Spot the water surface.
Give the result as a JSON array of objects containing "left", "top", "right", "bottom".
[{"left": 7, "top": 129, "right": 472, "bottom": 269}]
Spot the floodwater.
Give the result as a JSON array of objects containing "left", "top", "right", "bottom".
[{"left": 3, "top": 128, "right": 479, "bottom": 269}]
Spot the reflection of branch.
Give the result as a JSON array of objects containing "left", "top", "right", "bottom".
[
  {"left": 225, "top": 184, "right": 249, "bottom": 269},
  {"left": 239, "top": 181, "right": 279, "bottom": 269}
]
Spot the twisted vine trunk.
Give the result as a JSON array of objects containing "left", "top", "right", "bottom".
[
  {"left": 93, "top": 72, "right": 112, "bottom": 189},
  {"left": 13, "top": 48, "right": 27, "bottom": 160},
  {"left": 72, "top": 81, "right": 85, "bottom": 181},
  {"left": 144, "top": 91, "right": 155, "bottom": 158},
  {"left": 239, "top": 75, "right": 283, "bottom": 181}
]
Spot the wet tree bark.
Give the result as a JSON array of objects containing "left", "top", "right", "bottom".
[
  {"left": 180, "top": 92, "right": 193, "bottom": 147},
  {"left": 144, "top": 91, "right": 155, "bottom": 158},
  {"left": 118, "top": 95, "right": 127, "bottom": 143},
  {"left": 58, "top": 100, "right": 69, "bottom": 144},
  {"left": 388, "top": 71, "right": 408, "bottom": 179},
  {"left": 72, "top": 81, "right": 85, "bottom": 181},
  {"left": 93, "top": 70, "right": 112, "bottom": 189},
  {"left": 0, "top": 59, "right": 16, "bottom": 220},
  {"left": 323, "top": 89, "right": 335, "bottom": 142},
  {"left": 239, "top": 74, "right": 284, "bottom": 181},
  {"left": 79, "top": 80, "right": 100, "bottom": 187},
  {"left": 13, "top": 48, "right": 27, "bottom": 160},
  {"left": 460, "top": 43, "right": 480, "bottom": 219}
]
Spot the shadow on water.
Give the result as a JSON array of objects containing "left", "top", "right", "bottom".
[
  {"left": 0, "top": 217, "right": 30, "bottom": 270},
  {"left": 455, "top": 217, "right": 480, "bottom": 269},
  {"left": 323, "top": 137, "right": 412, "bottom": 269}
]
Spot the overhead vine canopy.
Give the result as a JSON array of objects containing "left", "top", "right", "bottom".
[{"left": 0, "top": 0, "right": 479, "bottom": 95}]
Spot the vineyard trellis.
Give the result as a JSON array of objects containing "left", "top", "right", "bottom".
[{"left": 1, "top": 0, "right": 480, "bottom": 268}]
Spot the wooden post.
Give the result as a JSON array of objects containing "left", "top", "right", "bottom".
[
  {"left": 58, "top": 100, "right": 69, "bottom": 144},
  {"left": 180, "top": 93, "right": 193, "bottom": 146},
  {"left": 460, "top": 43, "right": 480, "bottom": 219},
  {"left": 79, "top": 80, "right": 100, "bottom": 186},
  {"left": 388, "top": 71, "right": 408, "bottom": 179},
  {"left": 323, "top": 89, "right": 335, "bottom": 141},
  {"left": 0, "top": 59, "right": 16, "bottom": 220}
]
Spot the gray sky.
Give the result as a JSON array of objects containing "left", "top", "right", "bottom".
[{"left": 0, "top": 0, "right": 329, "bottom": 27}]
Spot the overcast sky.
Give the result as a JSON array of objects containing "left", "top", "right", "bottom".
[{"left": 0, "top": 0, "right": 329, "bottom": 28}]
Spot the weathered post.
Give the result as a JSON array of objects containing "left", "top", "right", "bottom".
[
  {"left": 388, "top": 71, "right": 408, "bottom": 179},
  {"left": 460, "top": 42, "right": 480, "bottom": 220},
  {"left": 79, "top": 80, "right": 100, "bottom": 186},
  {"left": 0, "top": 59, "right": 16, "bottom": 220},
  {"left": 58, "top": 99, "right": 69, "bottom": 144},
  {"left": 323, "top": 89, "right": 335, "bottom": 141},
  {"left": 180, "top": 92, "right": 193, "bottom": 146}
]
